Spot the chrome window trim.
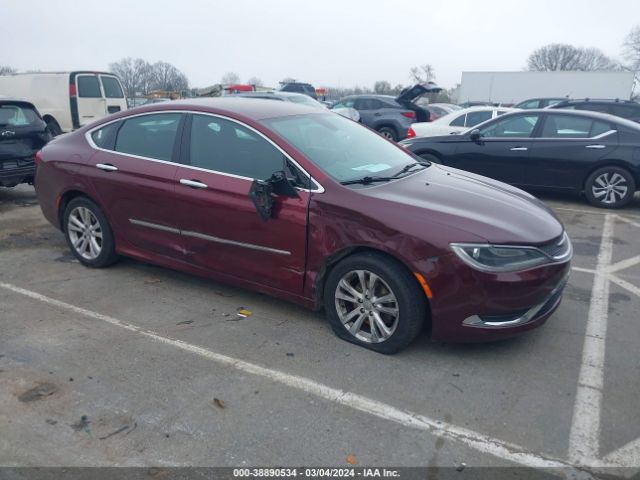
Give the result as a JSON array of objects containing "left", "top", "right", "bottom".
[
  {"left": 129, "top": 219, "right": 291, "bottom": 256},
  {"left": 84, "top": 109, "right": 325, "bottom": 193},
  {"left": 530, "top": 129, "right": 617, "bottom": 141}
]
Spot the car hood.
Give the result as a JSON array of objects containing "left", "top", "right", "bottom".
[{"left": 366, "top": 165, "right": 563, "bottom": 245}]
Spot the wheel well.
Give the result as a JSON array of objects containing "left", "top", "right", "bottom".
[
  {"left": 314, "top": 246, "right": 432, "bottom": 329},
  {"left": 414, "top": 149, "right": 442, "bottom": 161},
  {"left": 42, "top": 115, "right": 59, "bottom": 126},
  {"left": 582, "top": 162, "right": 636, "bottom": 192},
  {"left": 57, "top": 190, "right": 93, "bottom": 231}
]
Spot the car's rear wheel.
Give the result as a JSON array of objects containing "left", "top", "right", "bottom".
[
  {"left": 324, "top": 252, "right": 426, "bottom": 354},
  {"left": 418, "top": 152, "right": 441, "bottom": 164},
  {"left": 377, "top": 126, "right": 397, "bottom": 142},
  {"left": 64, "top": 197, "right": 118, "bottom": 267},
  {"left": 584, "top": 166, "right": 635, "bottom": 209}
]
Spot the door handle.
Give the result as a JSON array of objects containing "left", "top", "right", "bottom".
[
  {"left": 180, "top": 178, "right": 208, "bottom": 189},
  {"left": 586, "top": 144, "right": 606, "bottom": 149},
  {"left": 510, "top": 147, "right": 528, "bottom": 151},
  {"left": 96, "top": 163, "right": 118, "bottom": 172},
  {"left": 374, "top": 113, "right": 381, "bottom": 116}
]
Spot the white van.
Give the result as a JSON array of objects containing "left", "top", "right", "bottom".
[{"left": 0, "top": 71, "right": 127, "bottom": 135}]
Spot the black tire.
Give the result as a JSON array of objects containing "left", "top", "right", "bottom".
[
  {"left": 323, "top": 252, "right": 427, "bottom": 354},
  {"left": 584, "top": 166, "right": 636, "bottom": 209},
  {"left": 45, "top": 118, "right": 62, "bottom": 136},
  {"left": 377, "top": 126, "right": 398, "bottom": 142},
  {"left": 418, "top": 152, "right": 442, "bottom": 164},
  {"left": 63, "top": 197, "right": 119, "bottom": 268}
]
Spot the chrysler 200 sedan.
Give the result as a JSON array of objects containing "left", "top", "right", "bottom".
[{"left": 35, "top": 99, "right": 572, "bottom": 354}]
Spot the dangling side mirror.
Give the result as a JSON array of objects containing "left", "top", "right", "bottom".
[{"left": 248, "top": 171, "right": 299, "bottom": 221}]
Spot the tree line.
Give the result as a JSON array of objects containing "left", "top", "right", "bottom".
[{"left": 109, "top": 58, "right": 189, "bottom": 97}]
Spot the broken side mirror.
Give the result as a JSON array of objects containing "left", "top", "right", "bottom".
[
  {"left": 469, "top": 129, "right": 482, "bottom": 144},
  {"left": 248, "top": 171, "right": 299, "bottom": 221}
]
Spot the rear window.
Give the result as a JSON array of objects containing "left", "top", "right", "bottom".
[
  {"left": 77, "top": 76, "right": 102, "bottom": 98},
  {"left": 101, "top": 76, "right": 125, "bottom": 98},
  {"left": 0, "top": 103, "right": 39, "bottom": 127},
  {"left": 114, "top": 113, "right": 182, "bottom": 161}
]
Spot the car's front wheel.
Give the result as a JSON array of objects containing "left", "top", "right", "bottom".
[
  {"left": 63, "top": 197, "right": 119, "bottom": 267},
  {"left": 584, "top": 166, "right": 636, "bottom": 209},
  {"left": 324, "top": 252, "right": 427, "bottom": 354}
]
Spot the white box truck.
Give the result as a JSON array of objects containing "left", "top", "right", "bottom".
[
  {"left": 457, "top": 71, "right": 636, "bottom": 105},
  {"left": 0, "top": 71, "right": 128, "bottom": 134}
]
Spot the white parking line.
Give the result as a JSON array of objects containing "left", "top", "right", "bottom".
[
  {"left": 0, "top": 280, "right": 597, "bottom": 476},
  {"left": 568, "top": 214, "right": 614, "bottom": 465},
  {"left": 553, "top": 207, "right": 640, "bottom": 220}
]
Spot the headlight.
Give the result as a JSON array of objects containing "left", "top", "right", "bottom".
[{"left": 450, "top": 243, "right": 549, "bottom": 272}]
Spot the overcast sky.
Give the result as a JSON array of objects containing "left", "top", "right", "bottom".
[{"left": 4, "top": 0, "right": 640, "bottom": 90}]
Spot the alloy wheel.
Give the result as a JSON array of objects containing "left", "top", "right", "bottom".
[
  {"left": 67, "top": 206, "right": 103, "bottom": 260},
  {"left": 591, "top": 172, "right": 628, "bottom": 205},
  {"left": 334, "top": 269, "right": 399, "bottom": 343}
]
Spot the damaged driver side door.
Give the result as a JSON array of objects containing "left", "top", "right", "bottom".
[{"left": 173, "top": 113, "right": 313, "bottom": 295}]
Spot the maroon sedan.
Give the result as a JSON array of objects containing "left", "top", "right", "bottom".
[{"left": 34, "top": 98, "right": 572, "bottom": 353}]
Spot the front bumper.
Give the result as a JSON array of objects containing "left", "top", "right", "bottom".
[{"left": 423, "top": 252, "right": 571, "bottom": 343}]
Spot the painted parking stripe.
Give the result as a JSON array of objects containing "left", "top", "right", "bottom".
[
  {"left": 0, "top": 281, "right": 597, "bottom": 476},
  {"left": 568, "top": 214, "right": 614, "bottom": 464}
]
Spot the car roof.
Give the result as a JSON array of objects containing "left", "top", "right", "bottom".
[
  {"left": 557, "top": 98, "right": 638, "bottom": 105},
  {"left": 0, "top": 97, "right": 37, "bottom": 108},
  {"left": 122, "top": 97, "right": 322, "bottom": 121}
]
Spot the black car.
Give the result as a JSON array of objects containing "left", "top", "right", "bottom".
[
  {"left": 549, "top": 98, "right": 640, "bottom": 123},
  {"left": 400, "top": 109, "right": 640, "bottom": 208},
  {"left": 0, "top": 99, "right": 51, "bottom": 187},
  {"left": 278, "top": 82, "right": 318, "bottom": 99}
]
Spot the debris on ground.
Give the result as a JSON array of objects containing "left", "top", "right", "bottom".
[
  {"left": 176, "top": 320, "right": 194, "bottom": 325},
  {"left": 45, "top": 419, "right": 58, "bottom": 425},
  {"left": 236, "top": 308, "right": 252, "bottom": 318},
  {"left": 99, "top": 423, "right": 136, "bottom": 440},
  {"left": 18, "top": 382, "right": 58, "bottom": 402},
  {"left": 214, "top": 290, "right": 233, "bottom": 297},
  {"left": 144, "top": 278, "right": 163, "bottom": 285},
  {"left": 70, "top": 415, "right": 91, "bottom": 436},
  {"left": 213, "top": 398, "right": 226, "bottom": 409},
  {"left": 286, "top": 352, "right": 294, "bottom": 357},
  {"left": 452, "top": 373, "right": 460, "bottom": 377},
  {"left": 456, "top": 462, "right": 466, "bottom": 472},
  {"left": 346, "top": 454, "right": 357, "bottom": 465}
]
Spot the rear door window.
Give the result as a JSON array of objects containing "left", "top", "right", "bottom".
[
  {"left": 540, "top": 114, "right": 613, "bottom": 139},
  {"left": 100, "top": 76, "right": 125, "bottom": 98},
  {"left": 114, "top": 113, "right": 182, "bottom": 161},
  {"left": 77, "top": 75, "right": 102, "bottom": 98}
]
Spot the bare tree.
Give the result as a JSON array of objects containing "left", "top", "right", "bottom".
[
  {"left": 0, "top": 65, "right": 16, "bottom": 75},
  {"left": 247, "top": 76, "right": 264, "bottom": 87},
  {"left": 623, "top": 25, "right": 640, "bottom": 70},
  {"left": 409, "top": 64, "right": 436, "bottom": 83},
  {"left": 109, "top": 57, "right": 152, "bottom": 97},
  {"left": 150, "top": 61, "right": 188, "bottom": 92},
  {"left": 527, "top": 43, "right": 618, "bottom": 71},
  {"left": 373, "top": 80, "right": 392, "bottom": 94},
  {"left": 221, "top": 72, "right": 240, "bottom": 85}
]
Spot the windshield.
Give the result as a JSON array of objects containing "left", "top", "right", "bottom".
[
  {"left": 262, "top": 113, "right": 418, "bottom": 183},
  {"left": 0, "top": 104, "right": 39, "bottom": 127}
]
